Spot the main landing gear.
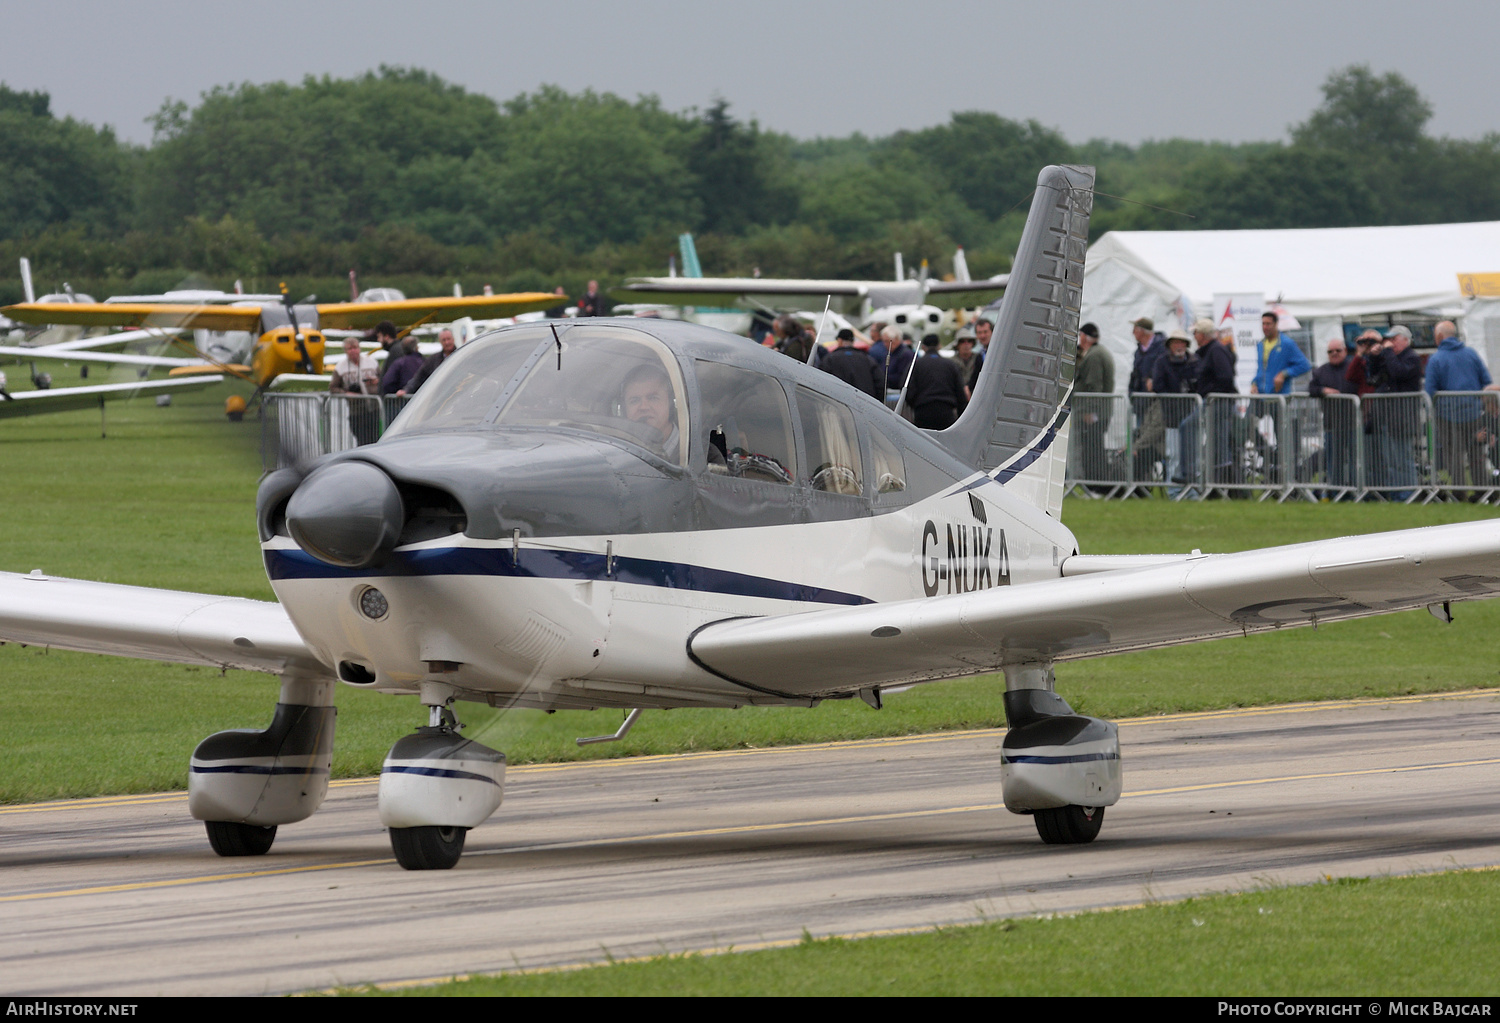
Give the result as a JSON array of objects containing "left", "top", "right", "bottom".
[
  {"left": 378, "top": 683, "right": 506, "bottom": 870},
  {"left": 188, "top": 675, "right": 336, "bottom": 857},
  {"left": 999, "top": 664, "right": 1120, "bottom": 845}
]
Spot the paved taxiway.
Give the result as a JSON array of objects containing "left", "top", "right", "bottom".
[{"left": 3, "top": 690, "right": 1500, "bottom": 995}]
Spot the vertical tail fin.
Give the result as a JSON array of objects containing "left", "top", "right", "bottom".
[
  {"left": 678, "top": 233, "right": 704, "bottom": 278},
  {"left": 935, "top": 165, "right": 1093, "bottom": 516}
]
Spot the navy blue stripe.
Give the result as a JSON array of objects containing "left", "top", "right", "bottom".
[
  {"left": 382, "top": 764, "right": 501, "bottom": 786},
  {"left": 265, "top": 546, "right": 874, "bottom": 606},
  {"left": 1001, "top": 751, "right": 1119, "bottom": 765},
  {"left": 190, "top": 764, "right": 330, "bottom": 776},
  {"left": 991, "top": 406, "right": 1070, "bottom": 486}
]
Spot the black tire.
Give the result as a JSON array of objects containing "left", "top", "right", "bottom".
[
  {"left": 205, "top": 820, "right": 277, "bottom": 856},
  {"left": 390, "top": 826, "right": 466, "bottom": 870},
  {"left": 1034, "top": 805, "right": 1104, "bottom": 845}
]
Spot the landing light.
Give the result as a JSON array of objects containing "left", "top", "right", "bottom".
[{"left": 358, "top": 587, "right": 389, "bottom": 621}]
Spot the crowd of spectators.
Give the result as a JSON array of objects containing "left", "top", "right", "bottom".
[{"left": 1092, "top": 310, "right": 1500, "bottom": 497}]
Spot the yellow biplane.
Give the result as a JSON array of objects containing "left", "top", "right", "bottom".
[{"left": 1, "top": 290, "right": 569, "bottom": 388}]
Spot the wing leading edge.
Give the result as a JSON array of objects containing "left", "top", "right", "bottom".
[
  {"left": 0, "top": 571, "right": 324, "bottom": 676},
  {"left": 687, "top": 520, "right": 1500, "bottom": 698}
]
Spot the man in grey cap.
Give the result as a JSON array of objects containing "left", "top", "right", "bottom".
[
  {"left": 1074, "top": 323, "right": 1115, "bottom": 487},
  {"left": 1192, "top": 317, "right": 1238, "bottom": 484},
  {"left": 1365, "top": 324, "right": 1423, "bottom": 498},
  {"left": 1127, "top": 316, "right": 1165, "bottom": 486}
]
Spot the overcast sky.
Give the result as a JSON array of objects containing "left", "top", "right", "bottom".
[{"left": 9, "top": 0, "right": 1499, "bottom": 146}]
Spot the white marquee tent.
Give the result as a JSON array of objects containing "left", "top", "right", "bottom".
[{"left": 1080, "top": 220, "right": 1500, "bottom": 391}]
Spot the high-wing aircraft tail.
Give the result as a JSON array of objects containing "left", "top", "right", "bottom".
[
  {"left": 678, "top": 233, "right": 704, "bottom": 278},
  {"left": 936, "top": 165, "right": 1094, "bottom": 518}
]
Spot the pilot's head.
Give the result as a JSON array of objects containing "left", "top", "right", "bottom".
[{"left": 621, "top": 365, "right": 674, "bottom": 436}]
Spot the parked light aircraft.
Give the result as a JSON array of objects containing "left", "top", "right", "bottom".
[
  {"left": 1, "top": 289, "right": 569, "bottom": 389},
  {"left": 4, "top": 165, "right": 1499, "bottom": 871},
  {"left": 614, "top": 239, "right": 1010, "bottom": 338}
]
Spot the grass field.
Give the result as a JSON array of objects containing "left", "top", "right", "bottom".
[
  {"left": 1, "top": 370, "right": 1497, "bottom": 801},
  {"left": 374, "top": 869, "right": 1500, "bottom": 996}
]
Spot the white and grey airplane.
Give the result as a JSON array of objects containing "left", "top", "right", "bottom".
[
  {"left": 4, "top": 165, "right": 1499, "bottom": 871},
  {"left": 613, "top": 246, "right": 1009, "bottom": 338}
]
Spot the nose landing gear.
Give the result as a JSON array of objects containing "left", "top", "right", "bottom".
[{"left": 379, "top": 688, "right": 507, "bottom": 870}]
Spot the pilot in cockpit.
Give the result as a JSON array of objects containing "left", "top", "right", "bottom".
[{"left": 620, "top": 364, "right": 680, "bottom": 462}]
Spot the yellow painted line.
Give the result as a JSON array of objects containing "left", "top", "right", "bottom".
[
  {"left": 4, "top": 689, "right": 1496, "bottom": 816},
  {"left": 1120, "top": 688, "right": 1500, "bottom": 728},
  {"left": 1125, "top": 757, "right": 1500, "bottom": 798},
  {"left": 572, "top": 802, "right": 1009, "bottom": 845},
  {"left": 0, "top": 858, "right": 393, "bottom": 903}
]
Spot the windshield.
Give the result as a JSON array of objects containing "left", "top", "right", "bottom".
[
  {"left": 384, "top": 324, "right": 688, "bottom": 465},
  {"left": 383, "top": 335, "right": 537, "bottom": 436}
]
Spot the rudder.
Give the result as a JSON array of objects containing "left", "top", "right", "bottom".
[{"left": 935, "top": 165, "right": 1094, "bottom": 516}]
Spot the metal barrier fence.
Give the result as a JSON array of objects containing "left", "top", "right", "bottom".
[
  {"left": 1066, "top": 391, "right": 1499, "bottom": 502},
  {"left": 261, "top": 393, "right": 411, "bottom": 471},
  {"left": 1286, "top": 394, "right": 1362, "bottom": 501},
  {"left": 1430, "top": 391, "right": 1500, "bottom": 501}
]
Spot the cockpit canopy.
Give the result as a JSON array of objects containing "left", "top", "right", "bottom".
[
  {"left": 386, "top": 324, "right": 689, "bottom": 465},
  {"left": 385, "top": 321, "right": 910, "bottom": 500}
]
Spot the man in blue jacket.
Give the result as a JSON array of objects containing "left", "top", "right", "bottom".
[
  {"left": 1249, "top": 312, "right": 1312, "bottom": 395},
  {"left": 1424, "top": 320, "right": 1497, "bottom": 490}
]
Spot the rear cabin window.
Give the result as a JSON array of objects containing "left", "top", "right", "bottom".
[
  {"left": 870, "top": 429, "right": 908, "bottom": 496},
  {"left": 796, "top": 386, "right": 863, "bottom": 495},
  {"left": 695, "top": 361, "right": 796, "bottom": 485}
]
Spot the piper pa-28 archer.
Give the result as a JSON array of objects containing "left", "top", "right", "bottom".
[{"left": 4, "top": 165, "right": 1499, "bottom": 870}]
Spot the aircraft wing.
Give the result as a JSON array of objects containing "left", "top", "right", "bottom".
[
  {"left": 924, "top": 275, "right": 1009, "bottom": 309},
  {"left": 20, "top": 327, "right": 190, "bottom": 354},
  {"left": 0, "top": 570, "right": 322, "bottom": 675},
  {"left": 1, "top": 303, "right": 263, "bottom": 331},
  {"left": 0, "top": 345, "right": 207, "bottom": 369},
  {"left": 687, "top": 521, "right": 1500, "bottom": 698},
  {"left": 0, "top": 376, "right": 226, "bottom": 419},
  {"left": 613, "top": 277, "right": 869, "bottom": 309},
  {"left": 315, "top": 293, "right": 568, "bottom": 330}
]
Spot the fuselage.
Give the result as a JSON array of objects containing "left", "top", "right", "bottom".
[{"left": 260, "top": 319, "right": 1078, "bottom": 711}]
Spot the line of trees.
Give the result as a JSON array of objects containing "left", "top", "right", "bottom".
[{"left": 3, "top": 65, "right": 1498, "bottom": 304}]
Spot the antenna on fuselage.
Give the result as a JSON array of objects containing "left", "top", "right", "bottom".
[
  {"left": 806, "top": 296, "right": 831, "bottom": 366},
  {"left": 548, "top": 321, "right": 562, "bottom": 370}
]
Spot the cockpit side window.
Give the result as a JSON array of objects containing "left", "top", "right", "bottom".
[
  {"left": 795, "top": 387, "right": 863, "bottom": 496},
  {"left": 695, "top": 361, "right": 796, "bottom": 485}
]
